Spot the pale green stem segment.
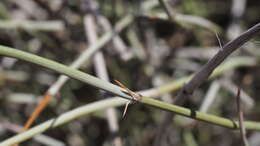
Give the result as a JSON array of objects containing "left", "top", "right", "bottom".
[
  {"left": 142, "top": 97, "right": 260, "bottom": 130},
  {"left": 0, "top": 45, "right": 133, "bottom": 100},
  {"left": 0, "top": 98, "right": 127, "bottom": 146},
  {"left": 1, "top": 96, "right": 260, "bottom": 146},
  {"left": 0, "top": 45, "right": 259, "bottom": 145}
]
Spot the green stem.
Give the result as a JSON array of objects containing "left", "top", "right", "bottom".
[
  {"left": 0, "top": 98, "right": 127, "bottom": 146},
  {"left": 1, "top": 95, "right": 260, "bottom": 145},
  {"left": 0, "top": 45, "right": 134, "bottom": 100},
  {"left": 0, "top": 45, "right": 259, "bottom": 145},
  {"left": 0, "top": 20, "right": 64, "bottom": 31},
  {"left": 142, "top": 97, "right": 260, "bottom": 130}
]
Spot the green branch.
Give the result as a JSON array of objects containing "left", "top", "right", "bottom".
[
  {"left": 0, "top": 45, "right": 134, "bottom": 100},
  {"left": 0, "top": 45, "right": 259, "bottom": 145}
]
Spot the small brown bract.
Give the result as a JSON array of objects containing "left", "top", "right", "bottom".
[{"left": 114, "top": 80, "right": 143, "bottom": 117}]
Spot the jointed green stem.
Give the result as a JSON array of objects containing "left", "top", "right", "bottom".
[
  {"left": 0, "top": 45, "right": 259, "bottom": 145},
  {"left": 0, "top": 45, "right": 134, "bottom": 100}
]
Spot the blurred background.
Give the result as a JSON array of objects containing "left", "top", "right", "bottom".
[{"left": 0, "top": 0, "right": 260, "bottom": 146}]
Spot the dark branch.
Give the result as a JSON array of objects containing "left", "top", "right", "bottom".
[
  {"left": 175, "top": 22, "right": 260, "bottom": 103},
  {"left": 153, "top": 23, "right": 260, "bottom": 145}
]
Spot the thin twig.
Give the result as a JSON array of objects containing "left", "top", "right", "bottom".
[
  {"left": 227, "top": 0, "right": 247, "bottom": 40},
  {"left": 236, "top": 88, "right": 249, "bottom": 146},
  {"left": 0, "top": 20, "right": 64, "bottom": 31},
  {"left": 199, "top": 81, "right": 220, "bottom": 112},
  {"left": 98, "top": 16, "right": 131, "bottom": 61},
  {"left": 154, "top": 12, "right": 221, "bottom": 32},
  {"left": 215, "top": 32, "right": 223, "bottom": 50},
  {"left": 220, "top": 79, "right": 254, "bottom": 109},
  {"left": 158, "top": 0, "right": 174, "bottom": 20},
  {"left": 2, "top": 121, "right": 65, "bottom": 146},
  {"left": 83, "top": 0, "right": 123, "bottom": 145}
]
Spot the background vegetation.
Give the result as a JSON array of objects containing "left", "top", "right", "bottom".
[{"left": 0, "top": 0, "right": 260, "bottom": 146}]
